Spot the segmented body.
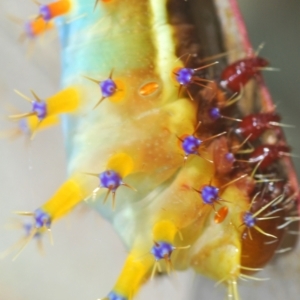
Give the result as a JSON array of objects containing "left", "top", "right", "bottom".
[{"left": 1, "top": 1, "right": 299, "bottom": 300}]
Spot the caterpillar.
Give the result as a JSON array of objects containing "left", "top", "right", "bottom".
[{"left": 0, "top": 1, "right": 299, "bottom": 300}]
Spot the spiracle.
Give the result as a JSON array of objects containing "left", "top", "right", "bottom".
[{"left": 0, "top": 1, "right": 299, "bottom": 300}]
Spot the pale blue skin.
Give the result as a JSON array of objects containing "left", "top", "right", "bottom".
[
  {"left": 57, "top": 1, "right": 102, "bottom": 156},
  {"left": 57, "top": 0, "right": 127, "bottom": 231},
  {"left": 56, "top": 0, "right": 175, "bottom": 248}
]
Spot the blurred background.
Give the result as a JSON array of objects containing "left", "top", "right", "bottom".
[{"left": 0, "top": 1, "right": 299, "bottom": 300}]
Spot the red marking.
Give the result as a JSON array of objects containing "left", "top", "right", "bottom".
[
  {"left": 249, "top": 144, "right": 291, "bottom": 170},
  {"left": 214, "top": 206, "right": 228, "bottom": 223},
  {"left": 236, "top": 112, "right": 281, "bottom": 141},
  {"left": 220, "top": 57, "right": 268, "bottom": 92},
  {"left": 139, "top": 82, "right": 159, "bottom": 96}
]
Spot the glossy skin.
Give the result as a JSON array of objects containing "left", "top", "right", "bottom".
[
  {"left": 240, "top": 192, "right": 286, "bottom": 271},
  {"left": 220, "top": 57, "right": 269, "bottom": 92},
  {"left": 249, "top": 144, "right": 291, "bottom": 170},
  {"left": 236, "top": 112, "right": 281, "bottom": 141}
]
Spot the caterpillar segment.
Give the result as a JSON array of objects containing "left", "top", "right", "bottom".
[{"left": 6, "top": 0, "right": 299, "bottom": 300}]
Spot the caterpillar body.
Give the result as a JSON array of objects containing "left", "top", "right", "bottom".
[{"left": 0, "top": 1, "right": 299, "bottom": 300}]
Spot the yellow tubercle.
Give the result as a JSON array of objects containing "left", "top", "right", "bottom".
[
  {"left": 46, "top": 87, "right": 80, "bottom": 116},
  {"left": 41, "top": 175, "right": 89, "bottom": 221},
  {"left": 27, "top": 114, "right": 59, "bottom": 132},
  {"left": 106, "top": 152, "right": 134, "bottom": 177},
  {"left": 109, "top": 79, "right": 126, "bottom": 103},
  {"left": 113, "top": 253, "right": 153, "bottom": 299},
  {"left": 48, "top": 0, "right": 72, "bottom": 18},
  {"left": 30, "top": 18, "right": 54, "bottom": 36},
  {"left": 152, "top": 220, "right": 178, "bottom": 243}
]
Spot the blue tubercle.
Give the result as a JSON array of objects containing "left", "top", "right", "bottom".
[
  {"left": 209, "top": 107, "right": 221, "bottom": 120},
  {"left": 23, "top": 223, "right": 42, "bottom": 238},
  {"left": 225, "top": 152, "right": 235, "bottom": 163},
  {"left": 39, "top": 5, "right": 52, "bottom": 21},
  {"left": 151, "top": 241, "right": 174, "bottom": 261},
  {"left": 34, "top": 208, "right": 51, "bottom": 228},
  {"left": 24, "top": 21, "right": 35, "bottom": 39},
  {"left": 201, "top": 185, "right": 219, "bottom": 204},
  {"left": 100, "top": 78, "right": 117, "bottom": 98},
  {"left": 243, "top": 212, "right": 256, "bottom": 228},
  {"left": 182, "top": 135, "right": 201, "bottom": 155},
  {"left": 108, "top": 291, "right": 127, "bottom": 300},
  {"left": 176, "top": 68, "right": 194, "bottom": 86},
  {"left": 99, "top": 170, "right": 123, "bottom": 192},
  {"left": 32, "top": 101, "right": 47, "bottom": 120},
  {"left": 18, "top": 118, "right": 31, "bottom": 135}
]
